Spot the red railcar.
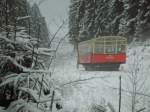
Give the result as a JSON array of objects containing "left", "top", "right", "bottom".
[{"left": 78, "top": 36, "right": 127, "bottom": 71}]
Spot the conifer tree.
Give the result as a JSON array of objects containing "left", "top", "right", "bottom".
[{"left": 69, "top": 0, "right": 80, "bottom": 42}]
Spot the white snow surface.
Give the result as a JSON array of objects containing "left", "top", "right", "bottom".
[{"left": 51, "top": 40, "right": 150, "bottom": 112}]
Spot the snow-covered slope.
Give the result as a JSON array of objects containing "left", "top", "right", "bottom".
[{"left": 51, "top": 40, "right": 150, "bottom": 112}]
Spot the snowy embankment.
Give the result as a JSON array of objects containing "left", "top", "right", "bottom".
[{"left": 51, "top": 40, "right": 150, "bottom": 112}]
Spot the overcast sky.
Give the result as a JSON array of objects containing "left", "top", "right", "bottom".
[{"left": 39, "top": 0, "right": 70, "bottom": 26}]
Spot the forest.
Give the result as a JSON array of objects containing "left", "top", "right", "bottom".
[{"left": 69, "top": 0, "right": 150, "bottom": 42}]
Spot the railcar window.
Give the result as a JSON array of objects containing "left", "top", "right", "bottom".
[
  {"left": 117, "top": 44, "right": 126, "bottom": 53},
  {"left": 95, "top": 45, "right": 104, "bottom": 53},
  {"left": 95, "top": 42, "right": 104, "bottom": 54},
  {"left": 93, "top": 38, "right": 127, "bottom": 54},
  {"left": 104, "top": 40, "right": 116, "bottom": 54},
  {"left": 118, "top": 44, "right": 126, "bottom": 53},
  {"left": 115, "top": 40, "right": 126, "bottom": 53},
  {"left": 105, "top": 45, "right": 116, "bottom": 54}
]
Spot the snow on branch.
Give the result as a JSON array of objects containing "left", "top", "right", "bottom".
[
  {"left": 19, "top": 87, "right": 60, "bottom": 104},
  {"left": 0, "top": 55, "right": 51, "bottom": 73},
  {"left": 0, "top": 35, "right": 14, "bottom": 43},
  {"left": 61, "top": 76, "right": 110, "bottom": 87},
  {"left": 34, "top": 48, "right": 56, "bottom": 56},
  {"left": 17, "top": 16, "right": 31, "bottom": 21}
]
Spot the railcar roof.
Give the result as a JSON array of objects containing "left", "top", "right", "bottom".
[{"left": 79, "top": 36, "right": 127, "bottom": 44}]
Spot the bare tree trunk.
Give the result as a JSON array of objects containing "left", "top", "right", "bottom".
[
  {"left": 5, "top": 0, "right": 9, "bottom": 39},
  {"left": 75, "top": 40, "right": 79, "bottom": 69},
  {"left": 35, "top": 24, "right": 40, "bottom": 67}
]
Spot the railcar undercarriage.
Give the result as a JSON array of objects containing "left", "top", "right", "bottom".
[{"left": 83, "top": 64, "right": 120, "bottom": 71}]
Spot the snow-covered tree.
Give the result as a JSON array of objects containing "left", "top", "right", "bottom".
[
  {"left": 0, "top": 0, "right": 54, "bottom": 112},
  {"left": 69, "top": 0, "right": 150, "bottom": 43},
  {"left": 79, "top": 0, "right": 96, "bottom": 40},
  {"left": 69, "top": 0, "right": 80, "bottom": 42}
]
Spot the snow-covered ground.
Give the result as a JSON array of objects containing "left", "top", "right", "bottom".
[{"left": 51, "top": 40, "right": 150, "bottom": 112}]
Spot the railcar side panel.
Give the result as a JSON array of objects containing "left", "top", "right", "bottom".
[
  {"left": 91, "top": 54, "right": 126, "bottom": 64},
  {"left": 79, "top": 54, "right": 92, "bottom": 64}
]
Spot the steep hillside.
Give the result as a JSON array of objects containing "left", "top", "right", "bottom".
[{"left": 52, "top": 41, "right": 150, "bottom": 112}]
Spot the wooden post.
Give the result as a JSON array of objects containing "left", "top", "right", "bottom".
[
  {"left": 50, "top": 91, "right": 55, "bottom": 112},
  {"left": 76, "top": 40, "right": 79, "bottom": 69},
  {"left": 119, "top": 76, "right": 121, "bottom": 112},
  {"left": 37, "top": 74, "right": 44, "bottom": 107}
]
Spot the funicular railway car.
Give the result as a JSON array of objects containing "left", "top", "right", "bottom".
[{"left": 78, "top": 36, "right": 127, "bottom": 71}]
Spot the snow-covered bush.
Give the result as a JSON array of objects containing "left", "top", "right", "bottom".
[{"left": 0, "top": 25, "right": 54, "bottom": 111}]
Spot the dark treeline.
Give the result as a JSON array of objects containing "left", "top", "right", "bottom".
[
  {"left": 0, "top": 0, "right": 49, "bottom": 47},
  {"left": 69, "top": 0, "right": 150, "bottom": 42}
]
